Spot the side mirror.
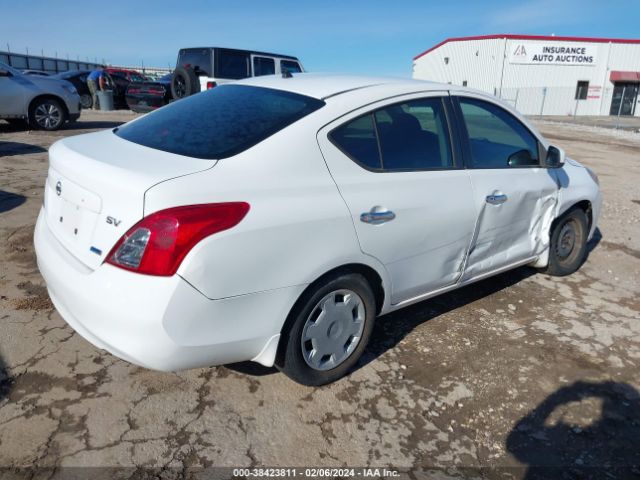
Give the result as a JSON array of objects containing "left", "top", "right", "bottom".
[
  {"left": 0, "top": 69, "right": 12, "bottom": 77},
  {"left": 546, "top": 145, "right": 565, "bottom": 168}
]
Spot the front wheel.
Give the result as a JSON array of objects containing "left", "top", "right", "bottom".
[
  {"left": 29, "top": 98, "right": 66, "bottom": 131},
  {"left": 542, "top": 208, "right": 589, "bottom": 276},
  {"left": 278, "top": 273, "right": 376, "bottom": 386}
]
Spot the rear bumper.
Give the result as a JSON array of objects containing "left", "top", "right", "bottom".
[{"left": 34, "top": 208, "right": 302, "bottom": 370}]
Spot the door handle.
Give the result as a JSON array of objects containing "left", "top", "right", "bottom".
[
  {"left": 486, "top": 193, "right": 508, "bottom": 205},
  {"left": 360, "top": 206, "right": 396, "bottom": 225}
]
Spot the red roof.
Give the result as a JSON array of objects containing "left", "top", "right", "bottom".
[{"left": 413, "top": 34, "right": 640, "bottom": 61}]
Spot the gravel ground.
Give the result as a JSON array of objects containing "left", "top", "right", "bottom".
[{"left": 0, "top": 111, "right": 639, "bottom": 478}]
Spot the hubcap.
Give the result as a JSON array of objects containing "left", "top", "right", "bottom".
[
  {"left": 34, "top": 103, "right": 61, "bottom": 129},
  {"left": 556, "top": 220, "right": 577, "bottom": 259},
  {"left": 301, "top": 289, "right": 365, "bottom": 371}
]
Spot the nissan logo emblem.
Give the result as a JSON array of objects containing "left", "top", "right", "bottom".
[{"left": 55, "top": 181, "right": 62, "bottom": 196}]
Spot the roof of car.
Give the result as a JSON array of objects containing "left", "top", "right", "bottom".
[{"left": 235, "top": 73, "right": 453, "bottom": 100}]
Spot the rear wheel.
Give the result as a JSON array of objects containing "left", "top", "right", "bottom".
[
  {"left": 278, "top": 273, "right": 376, "bottom": 386},
  {"left": 29, "top": 98, "right": 66, "bottom": 131},
  {"left": 80, "top": 93, "right": 93, "bottom": 109},
  {"left": 542, "top": 208, "right": 588, "bottom": 276}
]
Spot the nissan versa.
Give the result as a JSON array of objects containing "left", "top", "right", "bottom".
[{"left": 34, "top": 74, "right": 602, "bottom": 385}]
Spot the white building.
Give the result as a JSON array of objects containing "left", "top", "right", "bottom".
[{"left": 412, "top": 34, "right": 640, "bottom": 117}]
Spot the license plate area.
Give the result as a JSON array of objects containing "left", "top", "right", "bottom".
[
  {"left": 44, "top": 170, "right": 101, "bottom": 250},
  {"left": 58, "top": 198, "right": 84, "bottom": 240}
]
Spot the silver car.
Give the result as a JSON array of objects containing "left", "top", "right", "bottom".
[{"left": 0, "top": 61, "right": 81, "bottom": 131}]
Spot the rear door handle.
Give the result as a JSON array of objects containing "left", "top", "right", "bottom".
[
  {"left": 486, "top": 193, "right": 508, "bottom": 205},
  {"left": 360, "top": 206, "right": 396, "bottom": 225}
]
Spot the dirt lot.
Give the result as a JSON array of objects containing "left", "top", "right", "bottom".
[{"left": 0, "top": 111, "right": 639, "bottom": 478}]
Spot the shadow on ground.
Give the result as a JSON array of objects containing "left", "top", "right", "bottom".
[
  {"left": 507, "top": 381, "right": 640, "bottom": 479},
  {"left": 360, "top": 265, "right": 537, "bottom": 370},
  {"left": 0, "top": 354, "right": 10, "bottom": 403},
  {"left": 586, "top": 227, "right": 603, "bottom": 256},
  {"left": 0, "top": 190, "right": 27, "bottom": 214},
  {"left": 0, "top": 142, "right": 47, "bottom": 157}
]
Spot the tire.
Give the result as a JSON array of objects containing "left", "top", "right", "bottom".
[
  {"left": 171, "top": 66, "right": 200, "bottom": 99},
  {"left": 29, "top": 98, "right": 66, "bottom": 131},
  {"left": 277, "top": 273, "right": 376, "bottom": 386},
  {"left": 80, "top": 93, "right": 93, "bottom": 109},
  {"left": 541, "top": 208, "right": 589, "bottom": 276}
]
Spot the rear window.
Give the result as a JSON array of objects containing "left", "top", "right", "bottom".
[
  {"left": 177, "top": 49, "right": 212, "bottom": 77},
  {"left": 115, "top": 85, "right": 324, "bottom": 159}
]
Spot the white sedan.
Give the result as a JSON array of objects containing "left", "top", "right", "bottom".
[{"left": 34, "top": 74, "right": 601, "bottom": 385}]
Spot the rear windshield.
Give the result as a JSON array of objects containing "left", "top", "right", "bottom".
[{"left": 115, "top": 85, "right": 324, "bottom": 159}]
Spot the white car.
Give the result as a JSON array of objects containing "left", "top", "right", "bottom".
[
  {"left": 34, "top": 74, "right": 601, "bottom": 385},
  {"left": 0, "top": 61, "right": 81, "bottom": 130}
]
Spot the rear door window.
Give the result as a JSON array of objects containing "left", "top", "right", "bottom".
[
  {"left": 115, "top": 85, "right": 324, "bottom": 159},
  {"left": 216, "top": 49, "right": 250, "bottom": 79},
  {"left": 330, "top": 114, "right": 380, "bottom": 169},
  {"left": 281, "top": 60, "right": 302, "bottom": 74},
  {"left": 330, "top": 97, "right": 453, "bottom": 171},
  {"left": 253, "top": 56, "right": 276, "bottom": 76}
]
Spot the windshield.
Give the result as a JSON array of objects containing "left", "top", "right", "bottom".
[
  {"left": 115, "top": 85, "right": 325, "bottom": 159},
  {"left": 0, "top": 61, "right": 23, "bottom": 76}
]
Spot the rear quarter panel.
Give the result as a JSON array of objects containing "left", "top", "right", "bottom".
[{"left": 144, "top": 116, "right": 387, "bottom": 301}]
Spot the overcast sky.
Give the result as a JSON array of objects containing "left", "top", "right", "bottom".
[{"left": 3, "top": 0, "right": 639, "bottom": 76}]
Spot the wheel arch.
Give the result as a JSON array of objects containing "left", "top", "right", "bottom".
[
  {"left": 28, "top": 94, "right": 69, "bottom": 123},
  {"left": 274, "top": 262, "right": 386, "bottom": 367},
  {"left": 557, "top": 199, "right": 593, "bottom": 231}
]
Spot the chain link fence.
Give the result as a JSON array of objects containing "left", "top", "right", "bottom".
[{"left": 496, "top": 86, "right": 621, "bottom": 117}]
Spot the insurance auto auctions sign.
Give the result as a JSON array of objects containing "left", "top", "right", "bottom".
[{"left": 509, "top": 42, "right": 597, "bottom": 66}]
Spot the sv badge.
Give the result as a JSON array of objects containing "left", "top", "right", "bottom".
[{"left": 106, "top": 216, "right": 122, "bottom": 227}]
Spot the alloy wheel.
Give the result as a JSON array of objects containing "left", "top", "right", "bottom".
[{"left": 34, "top": 102, "right": 62, "bottom": 129}]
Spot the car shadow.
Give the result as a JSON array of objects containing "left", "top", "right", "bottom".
[
  {"left": 586, "top": 226, "right": 602, "bottom": 255},
  {"left": 506, "top": 381, "right": 640, "bottom": 479},
  {"left": 224, "top": 362, "right": 277, "bottom": 377},
  {"left": 0, "top": 190, "right": 27, "bottom": 213},
  {"left": 357, "top": 265, "right": 538, "bottom": 370},
  {"left": 0, "top": 354, "right": 10, "bottom": 403},
  {"left": 0, "top": 142, "right": 47, "bottom": 157}
]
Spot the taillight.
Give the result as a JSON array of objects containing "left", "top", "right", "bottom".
[
  {"left": 206, "top": 81, "right": 216, "bottom": 89},
  {"left": 106, "top": 202, "right": 250, "bottom": 276}
]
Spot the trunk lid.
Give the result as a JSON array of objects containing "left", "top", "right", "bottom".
[{"left": 44, "top": 129, "right": 216, "bottom": 270}]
